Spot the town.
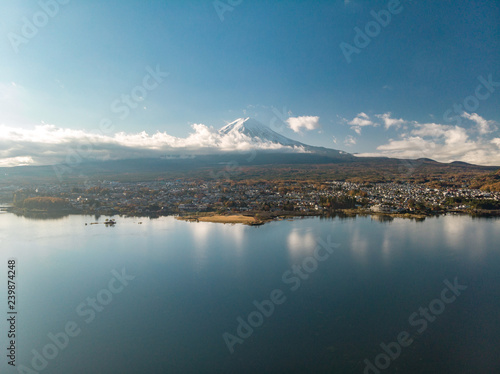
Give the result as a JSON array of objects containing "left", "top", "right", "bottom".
[{"left": 4, "top": 178, "right": 500, "bottom": 220}]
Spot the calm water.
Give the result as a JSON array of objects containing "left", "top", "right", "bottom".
[{"left": 0, "top": 213, "right": 499, "bottom": 373}]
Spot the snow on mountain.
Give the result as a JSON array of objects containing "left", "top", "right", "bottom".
[
  {"left": 0, "top": 117, "right": 351, "bottom": 167},
  {"left": 218, "top": 117, "right": 351, "bottom": 158},
  {"left": 219, "top": 118, "right": 305, "bottom": 147}
]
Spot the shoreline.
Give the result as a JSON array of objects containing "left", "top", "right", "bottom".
[
  {"left": 176, "top": 214, "right": 267, "bottom": 225},
  {"left": 5, "top": 207, "right": 500, "bottom": 225},
  {"left": 175, "top": 211, "right": 319, "bottom": 225},
  {"left": 175, "top": 209, "right": 500, "bottom": 225}
]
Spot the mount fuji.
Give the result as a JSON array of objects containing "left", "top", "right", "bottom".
[
  {"left": 219, "top": 118, "right": 303, "bottom": 147},
  {"left": 217, "top": 117, "right": 353, "bottom": 159}
]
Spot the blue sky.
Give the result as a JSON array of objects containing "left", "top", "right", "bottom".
[{"left": 0, "top": 0, "right": 499, "bottom": 166}]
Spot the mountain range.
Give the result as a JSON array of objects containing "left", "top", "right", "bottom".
[{"left": 0, "top": 117, "right": 498, "bottom": 189}]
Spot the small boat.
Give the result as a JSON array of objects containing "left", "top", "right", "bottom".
[{"left": 104, "top": 219, "right": 116, "bottom": 226}]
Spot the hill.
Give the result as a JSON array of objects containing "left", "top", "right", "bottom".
[{"left": 471, "top": 169, "right": 500, "bottom": 192}]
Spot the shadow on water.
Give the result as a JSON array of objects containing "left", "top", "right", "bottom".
[
  {"left": 319, "top": 212, "right": 358, "bottom": 221},
  {"left": 12, "top": 211, "right": 72, "bottom": 220},
  {"left": 319, "top": 212, "right": 428, "bottom": 223},
  {"left": 370, "top": 214, "right": 394, "bottom": 223}
]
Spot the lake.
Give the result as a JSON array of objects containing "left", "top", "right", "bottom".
[{"left": 0, "top": 213, "right": 499, "bottom": 374}]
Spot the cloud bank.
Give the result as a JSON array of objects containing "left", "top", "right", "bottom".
[
  {"left": 0, "top": 122, "right": 305, "bottom": 167},
  {"left": 354, "top": 112, "right": 500, "bottom": 166},
  {"left": 1, "top": 111, "right": 499, "bottom": 167}
]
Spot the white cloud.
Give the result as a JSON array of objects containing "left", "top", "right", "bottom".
[
  {"left": 373, "top": 136, "right": 437, "bottom": 159},
  {"left": 461, "top": 112, "right": 498, "bottom": 135},
  {"left": 346, "top": 112, "right": 376, "bottom": 134},
  {"left": 376, "top": 112, "right": 406, "bottom": 129},
  {"left": 0, "top": 156, "right": 34, "bottom": 167},
  {"left": 344, "top": 135, "right": 356, "bottom": 146},
  {"left": 0, "top": 122, "right": 308, "bottom": 167},
  {"left": 358, "top": 118, "right": 500, "bottom": 166},
  {"left": 286, "top": 116, "right": 320, "bottom": 133},
  {"left": 3, "top": 112, "right": 500, "bottom": 168},
  {"left": 411, "top": 122, "right": 450, "bottom": 137},
  {"left": 349, "top": 112, "right": 374, "bottom": 127}
]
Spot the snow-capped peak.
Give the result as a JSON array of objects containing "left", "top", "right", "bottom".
[
  {"left": 217, "top": 117, "right": 352, "bottom": 158},
  {"left": 219, "top": 118, "right": 302, "bottom": 146}
]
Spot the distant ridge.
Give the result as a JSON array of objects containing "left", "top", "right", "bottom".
[{"left": 0, "top": 117, "right": 498, "bottom": 187}]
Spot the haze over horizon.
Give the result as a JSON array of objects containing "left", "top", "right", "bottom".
[{"left": 1, "top": 0, "right": 499, "bottom": 167}]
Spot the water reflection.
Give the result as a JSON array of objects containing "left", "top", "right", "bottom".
[
  {"left": 12, "top": 211, "right": 71, "bottom": 220},
  {"left": 286, "top": 228, "right": 317, "bottom": 259},
  {"left": 381, "top": 231, "right": 393, "bottom": 259},
  {"left": 319, "top": 211, "right": 358, "bottom": 221},
  {"left": 0, "top": 213, "right": 499, "bottom": 374},
  {"left": 371, "top": 214, "right": 394, "bottom": 223},
  {"left": 186, "top": 221, "right": 248, "bottom": 271},
  {"left": 348, "top": 225, "right": 370, "bottom": 261}
]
